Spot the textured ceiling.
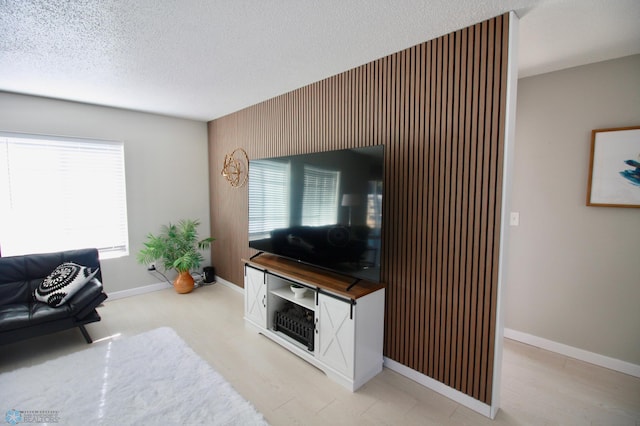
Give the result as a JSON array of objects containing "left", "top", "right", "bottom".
[{"left": 1, "top": 0, "right": 639, "bottom": 121}]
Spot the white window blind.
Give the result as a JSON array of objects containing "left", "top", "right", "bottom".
[
  {"left": 248, "top": 160, "right": 290, "bottom": 239},
  {"left": 0, "top": 132, "right": 129, "bottom": 258},
  {"left": 301, "top": 165, "right": 340, "bottom": 226}
]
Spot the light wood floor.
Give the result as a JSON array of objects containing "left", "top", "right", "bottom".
[{"left": 1, "top": 283, "right": 639, "bottom": 425}]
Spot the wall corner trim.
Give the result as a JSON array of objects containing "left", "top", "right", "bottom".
[
  {"left": 383, "top": 357, "right": 494, "bottom": 419},
  {"left": 491, "top": 9, "right": 520, "bottom": 416},
  {"left": 503, "top": 328, "right": 640, "bottom": 378}
]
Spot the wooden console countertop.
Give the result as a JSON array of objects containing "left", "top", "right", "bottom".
[{"left": 242, "top": 254, "right": 385, "bottom": 300}]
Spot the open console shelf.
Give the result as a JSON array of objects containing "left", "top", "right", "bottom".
[
  {"left": 243, "top": 254, "right": 385, "bottom": 391},
  {"left": 269, "top": 286, "right": 315, "bottom": 311}
]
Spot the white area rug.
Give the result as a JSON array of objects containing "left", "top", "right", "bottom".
[{"left": 0, "top": 327, "right": 269, "bottom": 425}]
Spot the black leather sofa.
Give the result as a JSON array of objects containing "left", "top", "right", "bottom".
[{"left": 0, "top": 248, "right": 108, "bottom": 345}]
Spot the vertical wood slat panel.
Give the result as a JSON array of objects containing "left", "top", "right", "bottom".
[
  {"left": 409, "top": 44, "right": 419, "bottom": 370},
  {"left": 450, "top": 27, "right": 462, "bottom": 388},
  {"left": 426, "top": 39, "right": 437, "bottom": 379},
  {"left": 416, "top": 42, "right": 427, "bottom": 375},
  {"left": 208, "top": 13, "right": 510, "bottom": 405}
]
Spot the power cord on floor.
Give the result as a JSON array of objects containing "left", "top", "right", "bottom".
[
  {"left": 192, "top": 271, "right": 205, "bottom": 288},
  {"left": 147, "top": 265, "right": 172, "bottom": 286}
]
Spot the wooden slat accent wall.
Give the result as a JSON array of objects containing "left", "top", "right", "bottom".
[{"left": 208, "top": 13, "right": 510, "bottom": 404}]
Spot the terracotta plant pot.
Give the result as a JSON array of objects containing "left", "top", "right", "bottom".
[{"left": 174, "top": 271, "right": 195, "bottom": 294}]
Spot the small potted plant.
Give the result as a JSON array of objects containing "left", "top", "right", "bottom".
[{"left": 137, "top": 219, "right": 214, "bottom": 294}]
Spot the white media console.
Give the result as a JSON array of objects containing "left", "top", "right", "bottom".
[{"left": 243, "top": 254, "right": 385, "bottom": 391}]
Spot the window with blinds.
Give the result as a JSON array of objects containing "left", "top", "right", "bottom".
[
  {"left": 301, "top": 165, "right": 340, "bottom": 226},
  {"left": 248, "top": 160, "right": 290, "bottom": 239},
  {"left": 0, "top": 132, "right": 129, "bottom": 258}
]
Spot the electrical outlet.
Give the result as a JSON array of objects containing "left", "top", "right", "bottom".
[
  {"left": 510, "top": 212, "right": 519, "bottom": 226},
  {"left": 147, "top": 263, "right": 156, "bottom": 271}
]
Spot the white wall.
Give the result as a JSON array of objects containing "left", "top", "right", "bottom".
[
  {"left": 506, "top": 54, "right": 640, "bottom": 365},
  {"left": 0, "top": 92, "right": 210, "bottom": 293}
]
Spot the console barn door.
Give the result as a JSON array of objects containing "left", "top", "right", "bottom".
[
  {"left": 316, "top": 293, "right": 355, "bottom": 378},
  {"left": 245, "top": 266, "right": 267, "bottom": 328}
]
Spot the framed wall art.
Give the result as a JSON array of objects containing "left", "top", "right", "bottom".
[{"left": 586, "top": 126, "right": 640, "bottom": 207}]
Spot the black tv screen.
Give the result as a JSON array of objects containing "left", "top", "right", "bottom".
[{"left": 248, "top": 145, "right": 384, "bottom": 283}]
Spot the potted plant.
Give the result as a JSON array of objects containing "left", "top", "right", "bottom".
[{"left": 137, "top": 219, "right": 214, "bottom": 294}]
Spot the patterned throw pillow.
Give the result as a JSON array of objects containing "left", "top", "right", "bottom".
[{"left": 35, "top": 262, "right": 99, "bottom": 307}]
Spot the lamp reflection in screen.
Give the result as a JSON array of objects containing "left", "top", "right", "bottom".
[{"left": 341, "top": 194, "right": 360, "bottom": 226}]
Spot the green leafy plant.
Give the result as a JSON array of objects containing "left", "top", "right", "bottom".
[{"left": 137, "top": 219, "right": 214, "bottom": 273}]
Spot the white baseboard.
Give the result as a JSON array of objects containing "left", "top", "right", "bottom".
[
  {"left": 106, "top": 276, "right": 243, "bottom": 301},
  {"left": 107, "top": 281, "right": 172, "bottom": 301},
  {"left": 503, "top": 328, "right": 640, "bottom": 378},
  {"left": 215, "top": 276, "right": 244, "bottom": 294},
  {"left": 383, "top": 357, "right": 494, "bottom": 419}
]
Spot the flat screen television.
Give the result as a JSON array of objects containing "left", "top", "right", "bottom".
[{"left": 248, "top": 145, "right": 384, "bottom": 283}]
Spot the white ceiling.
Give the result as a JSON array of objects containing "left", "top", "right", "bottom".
[{"left": 1, "top": 0, "right": 639, "bottom": 122}]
